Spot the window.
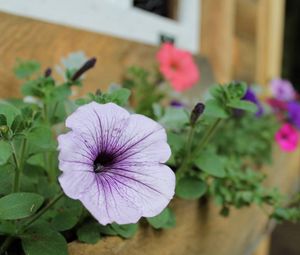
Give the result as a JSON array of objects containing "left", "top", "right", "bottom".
[{"left": 0, "top": 0, "right": 201, "bottom": 53}]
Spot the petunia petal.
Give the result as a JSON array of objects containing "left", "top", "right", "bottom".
[
  {"left": 66, "top": 102, "right": 130, "bottom": 139},
  {"left": 112, "top": 114, "right": 171, "bottom": 164},
  {"left": 58, "top": 132, "right": 95, "bottom": 172},
  {"left": 78, "top": 163, "right": 175, "bottom": 225}
]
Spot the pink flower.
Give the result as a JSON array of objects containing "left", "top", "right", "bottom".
[
  {"left": 156, "top": 43, "right": 200, "bottom": 92},
  {"left": 275, "top": 123, "right": 299, "bottom": 152}
]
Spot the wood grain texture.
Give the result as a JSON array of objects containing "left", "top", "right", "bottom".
[
  {"left": 0, "top": 12, "right": 157, "bottom": 98},
  {"left": 200, "top": 0, "right": 236, "bottom": 83},
  {"left": 68, "top": 147, "right": 300, "bottom": 255}
]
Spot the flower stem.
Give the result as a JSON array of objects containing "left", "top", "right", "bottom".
[
  {"left": 0, "top": 192, "right": 64, "bottom": 255},
  {"left": 176, "top": 126, "right": 195, "bottom": 181},
  {"left": 10, "top": 141, "right": 21, "bottom": 193},
  {"left": 21, "top": 191, "right": 64, "bottom": 231},
  {"left": 193, "top": 118, "right": 222, "bottom": 154},
  {"left": 176, "top": 118, "right": 222, "bottom": 181}
]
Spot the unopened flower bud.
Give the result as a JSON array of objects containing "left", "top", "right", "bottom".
[
  {"left": 190, "top": 102, "right": 205, "bottom": 126},
  {"left": 44, "top": 68, "right": 52, "bottom": 77},
  {"left": 71, "top": 57, "right": 97, "bottom": 81}
]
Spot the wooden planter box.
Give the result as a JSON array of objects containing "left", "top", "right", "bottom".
[{"left": 68, "top": 148, "right": 300, "bottom": 255}]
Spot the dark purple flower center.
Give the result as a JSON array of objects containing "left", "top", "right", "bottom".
[{"left": 93, "top": 152, "right": 114, "bottom": 173}]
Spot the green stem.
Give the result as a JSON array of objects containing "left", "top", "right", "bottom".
[
  {"left": 0, "top": 192, "right": 64, "bottom": 255},
  {"left": 176, "top": 127, "right": 195, "bottom": 181},
  {"left": 21, "top": 192, "right": 64, "bottom": 231},
  {"left": 176, "top": 118, "right": 222, "bottom": 181},
  {"left": 193, "top": 118, "right": 222, "bottom": 155},
  {"left": 10, "top": 141, "right": 21, "bottom": 193}
]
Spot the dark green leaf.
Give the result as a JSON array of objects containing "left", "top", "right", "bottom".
[
  {"left": 147, "top": 208, "right": 172, "bottom": 229},
  {"left": 0, "top": 192, "right": 44, "bottom": 220},
  {"left": 21, "top": 222, "right": 68, "bottom": 255},
  {"left": 27, "top": 125, "right": 55, "bottom": 151},
  {"left": 0, "top": 221, "right": 16, "bottom": 235},
  {"left": 0, "top": 114, "right": 7, "bottom": 126},
  {"left": 0, "top": 164, "right": 13, "bottom": 194},
  {"left": 0, "top": 141, "right": 12, "bottom": 165},
  {"left": 110, "top": 223, "right": 138, "bottom": 238},
  {"left": 176, "top": 177, "right": 207, "bottom": 199},
  {"left": 77, "top": 223, "right": 101, "bottom": 244}
]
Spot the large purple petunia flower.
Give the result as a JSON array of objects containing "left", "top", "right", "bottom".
[
  {"left": 287, "top": 101, "right": 300, "bottom": 129},
  {"left": 58, "top": 102, "right": 175, "bottom": 225}
]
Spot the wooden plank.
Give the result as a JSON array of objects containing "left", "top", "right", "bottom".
[
  {"left": 200, "top": 0, "right": 236, "bottom": 83},
  {"left": 0, "top": 12, "right": 157, "bottom": 98},
  {"left": 252, "top": 237, "right": 270, "bottom": 255},
  {"left": 256, "top": 0, "right": 285, "bottom": 86}
]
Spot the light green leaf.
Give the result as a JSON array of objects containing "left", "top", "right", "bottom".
[
  {"left": 14, "top": 60, "right": 40, "bottom": 79},
  {"left": 0, "top": 101, "right": 21, "bottom": 126},
  {"left": 204, "top": 99, "right": 229, "bottom": 118},
  {"left": 160, "top": 107, "right": 189, "bottom": 129},
  {"left": 21, "top": 222, "right": 68, "bottom": 255},
  {"left": 0, "top": 192, "right": 44, "bottom": 220},
  {"left": 194, "top": 151, "right": 226, "bottom": 178},
  {"left": 0, "top": 141, "right": 12, "bottom": 165},
  {"left": 227, "top": 100, "right": 258, "bottom": 113},
  {"left": 176, "top": 177, "right": 207, "bottom": 199}
]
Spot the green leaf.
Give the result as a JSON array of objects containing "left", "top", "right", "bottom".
[
  {"left": 21, "top": 222, "right": 68, "bottom": 255},
  {"left": 0, "top": 114, "right": 7, "bottom": 126},
  {"left": 0, "top": 192, "right": 44, "bottom": 220},
  {"left": 77, "top": 223, "right": 101, "bottom": 244},
  {"left": 176, "top": 177, "right": 207, "bottom": 199},
  {"left": 0, "top": 221, "right": 16, "bottom": 235},
  {"left": 0, "top": 141, "right": 12, "bottom": 165},
  {"left": 147, "top": 208, "right": 173, "bottom": 229},
  {"left": 227, "top": 100, "right": 258, "bottom": 113},
  {"left": 0, "top": 165, "right": 13, "bottom": 195},
  {"left": 111, "top": 223, "right": 138, "bottom": 239},
  {"left": 194, "top": 151, "right": 226, "bottom": 178},
  {"left": 108, "top": 88, "right": 131, "bottom": 106},
  {"left": 14, "top": 60, "right": 41, "bottom": 79},
  {"left": 204, "top": 99, "right": 229, "bottom": 118},
  {"left": 160, "top": 107, "right": 189, "bottom": 129},
  {"left": 50, "top": 199, "right": 83, "bottom": 231},
  {"left": 0, "top": 101, "right": 21, "bottom": 126},
  {"left": 27, "top": 125, "right": 55, "bottom": 151}
]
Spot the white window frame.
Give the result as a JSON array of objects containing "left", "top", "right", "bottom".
[{"left": 0, "top": 0, "right": 201, "bottom": 53}]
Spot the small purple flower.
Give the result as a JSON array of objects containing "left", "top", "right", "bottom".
[
  {"left": 270, "top": 79, "right": 296, "bottom": 101},
  {"left": 287, "top": 101, "right": 300, "bottom": 129},
  {"left": 242, "top": 88, "right": 264, "bottom": 117},
  {"left": 58, "top": 102, "right": 175, "bottom": 225}
]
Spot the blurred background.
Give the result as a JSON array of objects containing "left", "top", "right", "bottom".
[{"left": 0, "top": 1, "right": 299, "bottom": 255}]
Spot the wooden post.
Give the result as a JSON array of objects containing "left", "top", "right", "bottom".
[
  {"left": 252, "top": 236, "right": 270, "bottom": 255},
  {"left": 200, "top": 0, "right": 236, "bottom": 83},
  {"left": 256, "top": 0, "right": 286, "bottom": 85}
]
